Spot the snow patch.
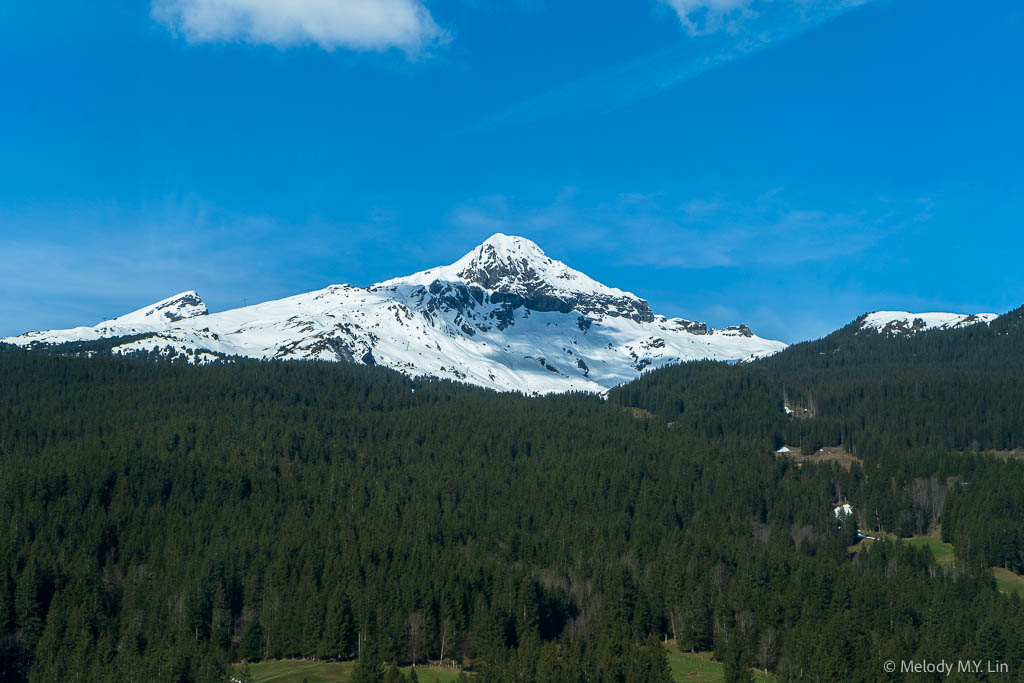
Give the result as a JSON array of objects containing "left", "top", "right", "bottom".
[{"left": 860, "top": 311, "right": 997, "bottom": 334}]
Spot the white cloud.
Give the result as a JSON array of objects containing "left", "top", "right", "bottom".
[
  {"left": 660, "top": 0, "right": 757, "bottom": 35},
  {"left": 152, "top": 0, "right": 446, "bottom": 53},
  {"left": 660, "top": 0, "right": 871, "bottom": 36}
]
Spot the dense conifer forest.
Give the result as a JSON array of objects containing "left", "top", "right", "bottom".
[{"left": 2, "top": 307, "right": 1024, "bottom": 681}]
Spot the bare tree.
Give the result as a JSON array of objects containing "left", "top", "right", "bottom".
[
  {"left": 713, "top": 613, "right": 729, "bottom": 648},
  {"left": 668, "top": 605, "right": 683, "bottom": 643},
  {"left": 406, "top": 612, "right": 426, "bottom": 666},
  {"left": 438, "top": 618, "right": 454, "bottom": 667},
  {"left": 734, "top": 611, "right": 754, "bottom": 641},
  {"left": 710, "top": 563, "right": 729, "bottom": 594},
  {"left": 758, "top": 627, "right": 778, "bottom": 673}
]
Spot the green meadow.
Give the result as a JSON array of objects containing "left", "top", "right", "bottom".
[
  {"left": 664, "top": 649, "right": 776, "bottom": 682},
  {"left": 233, "top": 660, "right": 462, "bottom": 683},
  {"left": 903, "top": 534, "right": 956, "bottom": 567},
  {"left": 234, "top": 648, "right": 776, "bottom": 683}
]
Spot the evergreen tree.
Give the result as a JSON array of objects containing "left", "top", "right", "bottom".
[
  {"left": 241, "top": 620, "right": 264, "bottom": 662},
  {"left": 351, "top": 641, "right": 385, "bottom": 683}
]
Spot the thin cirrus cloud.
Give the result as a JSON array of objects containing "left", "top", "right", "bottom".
[
  {"left": 445, "top": 189, "right": 926, "bottom": 270},
  {"left": 440, "top": 189, "right": 934, "bottom": 342},
  {"left": 659, "top": 0, "right": 758, "bottom": 35},
  {"left": 151, "top": 0, "right": 447, "bottom": 53},
  {"left": 0, "top": 199, "right": 408, "bottom": 337},
  {"left": 474, "top": 0, "right": 871, "bottom": 130}
]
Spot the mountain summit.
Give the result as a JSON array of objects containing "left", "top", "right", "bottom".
[
  {"left": 391, "top": 233, "right": 633, "bottom": 298},
  {"left": 2, "top": 235, "right": 786, "bottom": 394},
  {"left": 377, "top": 233, "right": 653, "bottom": 323}
]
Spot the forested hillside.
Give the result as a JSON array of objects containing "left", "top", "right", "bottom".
[
  {"left": 3, "top": 311, "right": 1024, "bottom": 682},
  {"left": 609, "top": 305, "right": 1024, "bottom": 564},
  {"left": 612, "top": 306, "right": 1024, "bottom": 452}
]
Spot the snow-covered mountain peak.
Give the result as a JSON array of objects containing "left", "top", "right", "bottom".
[
  {"left": 381, "top": 234, "right": 622, "bottom": 292},
  {"left": 378, "top": 234, "right": 651, "bottom": 322},
  {"left": 2, "top": 238, "right": 787, "bottom": 394},
  {"left": 859, "top": 310, "right": 998, "bottom": 334},
  {"left": 114, "top": 291, "right": 208, "bottom": 326},
  {"left": 453, "top": 233, "right": 633, "bottom": 298},
  {"left": 468, "top": 232, "right": 549, "bottom": 265},
  {"left": 6, "top": 291, "right": 208, "bottom": 347}
]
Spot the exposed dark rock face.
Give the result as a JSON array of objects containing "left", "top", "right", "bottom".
[
  {"left": 426, "top": 282, "right": 481, "bottom": 316},
  {"left": 450, "top": 242, "right": 656, "bottom": 323},
  {"left": 533, "top": 357, "right": 559, "bottom": 373},
  {"left": 489, "top": 304, "right": 516, "bottom": 330},
  {"left": 155, "top": 293, "right": 208, "bottom": 322},
  {"left": 484, "top": 289, "right": 654, "bottom": 322},
  {"left": 668, "top": 319, "right": 708, "bottom": 335},
  {"left": 489, "top": 290, "right": 574, "bottom": 314},
  {"left": 723, "top": 325, "right": 754, "bottom": 338},
  {"left": 284, "top": 335, "right": 356, "bottom": 363},
  {"left": 874, "top": 318, "right": 928, "bottom": 334}
]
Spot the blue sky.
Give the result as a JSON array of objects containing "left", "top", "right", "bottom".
[{"left": 1, "top": 0, "right": 1022, "bottom": 342}]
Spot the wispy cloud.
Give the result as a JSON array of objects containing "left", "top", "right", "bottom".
[
  {"left": 438, "top": 187, "right": 939, "bottom": 343},
  {"left": 152, "top": 0, "right": 447, "bottom": 54},
  {"left": 660, "top": 0, "right": 758, "bottom": 36},
  {"left": 474, "top": 0, "right": 871, "bottom": 129},
  {"left": 446, "top": 187, "right": 928, "bottom": 270},
  {"left": 0, "top": 198, "right": 401, "bottom": 336}
]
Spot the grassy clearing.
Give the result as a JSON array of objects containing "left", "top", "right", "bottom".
[
  {"left": 232, "top": 659, "right": 348, "bottom": 683},
  {"left": 233, "top": 652, "right": 778, "bottom": 682},
  {"left": 665, "top": 650, "right": 725, "bottom": 682},
  {"left": 625, "top": 406, "right": 657, "bottom": 419},
  {"left": 231, "top": 660, "right": 463, "bottom": 683},
  {"left": 993, "top": 568, "right": 1024, "bottom": 598},
  {"left": 856, "top": 532, "right": 1024, "bottom": 601},
  {"left": 980, "top": 449, "right": 1024, "bottom": 461},
  {"left": 903, "top": 534, "right": 956, "bottom": 567},
  {"left": 774, "top": 445, "right": 862, "bottom": 471},
  {"left": 851, "top": 531, "right": 956, "bottom": 569},
  {"left": 664, "top": 646, "right": 775, "bottom": 682}
]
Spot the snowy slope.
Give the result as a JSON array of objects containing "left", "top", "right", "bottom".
[
  {"left": 860, "top": 311, "right": 998, "bottom": 335},
  {"left": 2, "top": 234, "right": 787, "bottom": 394},
  {"left": 8, "top": 291, "right": 208, "bottom": 346}
]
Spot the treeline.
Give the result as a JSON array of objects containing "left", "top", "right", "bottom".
[{"left": 2, "top": 316, "right": 1024, "bottom": 681}]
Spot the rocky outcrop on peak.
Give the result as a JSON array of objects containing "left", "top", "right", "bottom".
[{"left": 153, "top": 292, "right": 208, "bottom": 323}]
